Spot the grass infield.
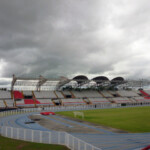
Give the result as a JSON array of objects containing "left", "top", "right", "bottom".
[
  {"left": 0, "top": 135, "right": 70, "bottom": 150},
  {"left": 57, "top": 106, "right": 150, "bottom": 133}
]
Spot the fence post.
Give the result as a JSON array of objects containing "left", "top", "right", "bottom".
[
  {"left": 24, "top": 129, "right": 26, "bottom": 140},
  {"left": 92, "top": 145, "right": 94, "bottom": 150},
  {"left": 78, "top": 139, "right": 80, "bottom": 150},
  {"left": 66, "top": 133, "right": 69, "bottom": 147},
  {"left": 6, "top": 127, "right": 8, "bottom": 137},
  {"left": 40, "top": 131, "right": 42, "bottom": 143},
  {"left": 58, "top": 132, "right": 60, "bottom": 144},
  {"left": 17, "top": 128, "right": 19, "bottom": 139},
  {"left": 11, "top": 127, "right": 13, "bottom": 138},
  {"left": 84, "top": 142, "right": 87, "bottom": 150},
  {"left": 32, "top": 130, "right": 34, "bottom": 142},
  {"left": 72, "top": 136, "right": 74, "bottom": 150},
  {"left": 49, "top": 132, "right": 51, "bottom": 144}
]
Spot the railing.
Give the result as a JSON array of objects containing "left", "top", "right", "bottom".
[
  {"left": 0, "top": 104, "right": 121, "bottom": 117},
  {"left": 1, "top": 126, "right": 101, "bottom": 150},
  {"left": 1, "top": 102, "right": 150, "bottom": 117}
]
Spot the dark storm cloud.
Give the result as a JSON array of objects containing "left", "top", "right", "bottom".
[{"left": 0, "top": 0, "right": 150, "bottom": 80}]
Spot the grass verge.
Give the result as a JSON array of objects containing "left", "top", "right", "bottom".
[{"left": 0, "top": 135, "right": 70, "bottom": 150}]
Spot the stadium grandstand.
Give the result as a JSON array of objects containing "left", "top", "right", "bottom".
[
  {"left": 1, "top": 74, "right": 150, "bottom": 150},
  {"left": 0, "top": 74, "right": 150, "bottom": 109}
]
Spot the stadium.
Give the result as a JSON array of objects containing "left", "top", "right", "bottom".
[
  {"left": 0, "top": 74, "right": 150, "bottom": 150},
  {"left": 1, "top": 0, "right": 150, "bottom": 150}
]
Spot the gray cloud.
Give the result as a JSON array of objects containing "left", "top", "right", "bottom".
[{"left": 0, "top": 0, "right": 150, "bottom": 80}]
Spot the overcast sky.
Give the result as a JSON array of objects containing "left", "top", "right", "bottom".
[{"left": 0, "top": 0, "right": 150, "bottom": 83}]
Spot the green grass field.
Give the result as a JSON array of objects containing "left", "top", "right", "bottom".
[
  {"left": 57, "top": 106, "right": 150, "bottom": 133},
  {"left": 0, "top": 135, "right": 69, "bottom": 150}
]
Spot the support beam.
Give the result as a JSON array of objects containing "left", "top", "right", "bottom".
[
  {"left": 11, "top": 74, "right": 17, "bottom": 91},
  {"left": 56, "top": 76, "right": 71, "bottom": 90},
  {"left": 78, "top": 80, "right": 91, "bottom": 87},
  {"left": 36, "top": 75, "right": 47, "bottom": 91}
]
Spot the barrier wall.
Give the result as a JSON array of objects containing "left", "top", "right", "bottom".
[{"left": 1, "top": 126, "right": 101, "bottom": 150}]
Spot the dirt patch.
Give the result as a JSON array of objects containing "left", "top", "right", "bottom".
[{"left": 16, "top": 143, "right": 28, "bottom": 149}]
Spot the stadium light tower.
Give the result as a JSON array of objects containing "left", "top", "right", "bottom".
[
  {"left": 36, "top": 75, "right": 47, "bottom": 91},
  {"left": 11, "top": 74, "right": 17, "bottom": 91}
]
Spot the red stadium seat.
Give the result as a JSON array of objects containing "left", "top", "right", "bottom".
[
  {"left": 144, "top": 97, "right": 150, "bottom": 99},
  {"left": 14, "top": 91, "right": 24, "bottom": 99},
  {"left": 24, "top": 99, "right": 41, "bottom": 104},
  {"left": 140, "top": 90, "right": 149, "bottom": 96}
]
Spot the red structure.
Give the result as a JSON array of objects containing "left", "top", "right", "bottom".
[
  {"left": 24, "top": 99, "right": 40, "bottom": 104},
  {"left": 14, "top": 91, "right": 24, "bottom": 99},
  {"left": 140, "top": 90, "right": 149, "bottom": 97},
  {"left": 142, "top": 145, "right": 150, "bottom": 150},
  {"left": 40, "top": 112, "right": 55, "bottom": 115}
]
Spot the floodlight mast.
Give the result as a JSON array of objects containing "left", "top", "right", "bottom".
[
  {"left": 36, "top": 75, "right": 47, "bottom": 91},
  {"left": 11, "top": 74, "right": 17, "bottom": 91}
]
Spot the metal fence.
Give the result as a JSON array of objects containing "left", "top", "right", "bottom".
[
  {"left": 1, "top": 126, "right": 101, "bottom": 150},
  {"left": 1, "top": 102, "right": 150, "bottom": 117},
  {"left": 0, "top": 103, "right": 121, "bottom": 117}
]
